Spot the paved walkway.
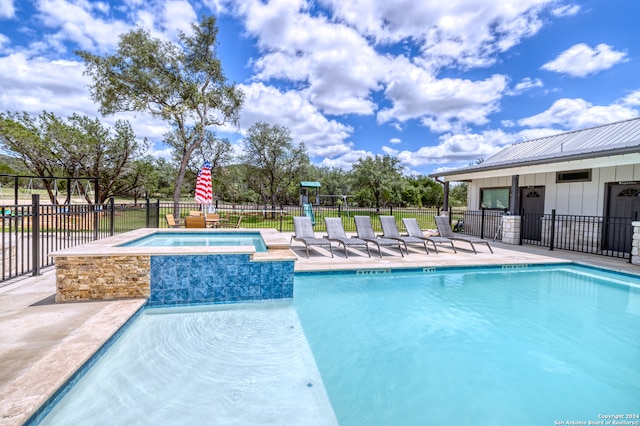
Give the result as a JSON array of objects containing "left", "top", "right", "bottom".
[{"left": 0, "top": 237, "right": 637, "bottom": 425}]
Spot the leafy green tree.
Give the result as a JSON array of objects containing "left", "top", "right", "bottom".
[
  {"left": 351, "top": 155, "right": 404, "bottom": 209},
  {"left": 449, "top": 183, "right": 468, "bottom": 207},
  {"left": 77, "top": 15, "right": 244, "bottom": 206},
  {"left": 0, "top": 111, "right": 144, "bottom": 204},
  {"left": 242, "top": 122, "right": 310, "bottom": 207}
]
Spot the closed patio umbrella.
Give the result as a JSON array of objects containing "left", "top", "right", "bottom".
[{"left": 194, "top": 160, "right": 213, "bottom": 211}]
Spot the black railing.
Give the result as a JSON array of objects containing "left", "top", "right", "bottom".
[
  {"left": 2, "top": 197, "right": 635, "bottom": 284},
  {"left": 449, "top": 208, "right": 506, "bottom": 240},
  {"left": 521, "top": 210, "right": 634, "bottom": 259},
  {"left": 157, "top": 202, "right": 442, "bottom": 233}
]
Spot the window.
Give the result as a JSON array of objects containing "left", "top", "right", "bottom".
[
  {"left": 480, "top": 187, "right": 510, "bottom": 210},
  {"left": 556, "top": 169, "right": 591, "bottom": 183}
]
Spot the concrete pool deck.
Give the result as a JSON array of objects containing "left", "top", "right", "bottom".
[{"left": 1, "top": 234, "right": 639, "bottom": 425}]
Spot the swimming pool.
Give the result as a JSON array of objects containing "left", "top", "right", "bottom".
[
  {"left": 119, "top": 231, "right": 268, "bottom": 252},
  {"left": 30, "top": 264, "right": 640, "bottom": 425}
]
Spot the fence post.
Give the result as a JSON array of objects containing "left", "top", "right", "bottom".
[
  {"left": 31, "top": 194, "right": 40, "bottom": 276},
  {"left": 480, "top": 208, "right": 486, "bottom": 239},
  {"left": 145, "top": 197, "right": 150, "bottom": 228},
  {"left": 109, "top": 197, "right": 115, "bottom": 236},
  {"left": 519, "top": 209, "right": 524, "bottom": 246},
  {"left": 390, "top": 205, "right": 393, "bottom": 216},
  {"left": 155, "top": 199, "right": 160, "bottom": 228},
  {"left": 549, "top": 209, "right": 556, "bottom": 251}
]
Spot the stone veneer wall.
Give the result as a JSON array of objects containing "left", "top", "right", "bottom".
[
  {"left": 500, "top": 216, "right": 521, "bottom": 245},
  {"left": 55, "top": 255, "right": 150, "bottom": 302},
  {"left": 632, "top": 221, "right": 640, "bottom": 265},
  {"left": 148, "top": 254, "right": 295, "bottom": 307}
]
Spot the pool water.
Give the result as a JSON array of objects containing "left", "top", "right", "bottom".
[
  {"left": 293, "top": 265, "right": 640, "bottom": 425},
  {"left": 33, "top": 265, "right": 640, "bottom": 425},
  {"left": 37, "top": 302, "right": 337, "bottom": 425},
  {"left": 120, "top": 231, "right": 267, "bottom": 252}
]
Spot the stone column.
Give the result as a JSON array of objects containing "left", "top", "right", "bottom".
[
  {"left": 501, "top": 215, "right": 521, "bottom": 245},
  {"left": 632, "top": 221, "right": 640, "bottom": 265}
]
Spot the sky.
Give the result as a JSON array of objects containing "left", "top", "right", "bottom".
[{"left": 0, "top": 0, "right": 639, "bottom": 176}]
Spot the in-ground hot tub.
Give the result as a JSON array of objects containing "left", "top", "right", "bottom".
[
  {"left": 118, "top": 231, "right": 268, "bottom": 252},
  {"left": 50, "top": 228, "right": 296, "bottom": 306}
]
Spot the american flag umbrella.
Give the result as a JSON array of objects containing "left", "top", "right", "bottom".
[{"left": 194, "top": 160, "right": 213, "bottom": 206}]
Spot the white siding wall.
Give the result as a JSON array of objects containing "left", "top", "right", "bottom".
[{"left": 467, "top": 164, "right": 640, "bottom": 216}]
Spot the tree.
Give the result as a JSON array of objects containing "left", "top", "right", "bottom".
[
  {"left": 76, "top": 15, "right": 244, "bottom": 207},
  {"left": 351, "top": 155, "right": 404, "bottom": 209},
  {"left": 449, "top": 183, "right": 468, "bottom": 207},
  {"left": 242, "top": 122, "right": 310, "bottom": 207},
  {"left": 0, "top": 111, "right": 144, "bottom": 204}
]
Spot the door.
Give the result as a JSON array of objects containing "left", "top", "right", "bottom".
[
  {"left": 604, "top": 183, "right": 640, "bottom": 253},
  {"left": 520, "top": 187, "right": 545, "bottom": 241}
]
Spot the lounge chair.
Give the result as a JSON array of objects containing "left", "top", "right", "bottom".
[
  {"left": 185, "top": 215, "right": 206, "bottom": 228},
  {"left": 379, "top": 216, "right": 429, "bottom": 255},
  {"left": 434, "top": 216, "right": 493, "bottom": 254},
  {"left": 402, "top": 218, "right": 457, "bottom": 254},
  {"left": 354, "top": 216, "right": 404, "bottom": 257},
  {"left": 324, "top": 217, "right": 371, "bottom": 258},
  {"left": 291, "top": 216, "right": 334, "bottom": 258}
]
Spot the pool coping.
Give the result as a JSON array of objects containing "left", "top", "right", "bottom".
[{"left": 48, "top": 228, "right": 297, "bottom": 262}]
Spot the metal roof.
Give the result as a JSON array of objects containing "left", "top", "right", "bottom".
[{"left": 431, "top": 117, "right": 640, "bottom": 177}]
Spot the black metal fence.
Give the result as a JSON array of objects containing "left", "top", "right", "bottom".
[
  {"left": 1, "top": 196, "right": 154, "bottom": 282},
  {"left": 521, "top": 210, "right": 636, "bottom": 259},
  {"left": 157, "top": 202, "right": 443, "bottom": 233},
  {"left": 2, "top": 196, "right": 635, "bottom": 284},
  {"left": 449, "top": 208, "right": 506, "bottom": 240}
]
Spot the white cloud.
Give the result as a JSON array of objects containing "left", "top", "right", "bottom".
[
  {"left": 378, "top": 56, "right": 508, "bottom": 130},
  {"left": 519, "top": 97, "right": 639, "bottom": 129},
  {"left": 550, "top": 4, "right": 580, "bottom": 17},
  {"left": 319, "top": 149, "right": 373, "bottom": 170},
  {"left": 509, "top": 77, "right": 543, "bottom": 95},
  {"left": 389, "top": 138, "right": 401, "bottom": 144},
  {"left": 0, "top": 53, "right": 97, "bottom": 116},
  {"left": 237, "top": 82, "right": 354, "bottom": 158},
  {"left": 0, "top": 33, "right": 9, "bottom": 50},
  {"left": 322, "top": 0, "right": 553, "bottom": 68},
  {"left": 240, "top": 0, "right": 384, "bottom": 116},
  {"left": 394, "top": 130, "right": 511, "bottom": 168},
  {"left": 35, "top": 0, "right": 133, "bottom": 52},
  {"left": 541, "top": 43, "right": 629, "bottom": 78},
  {"left": 382, "top": 146, "right": 398, "bottom": 156},
  {"left": 162, "top": 0, "right": 197, "bottom": 36},
  {"left": 0, "top": 0, "right": 15, "bottom": 19}
]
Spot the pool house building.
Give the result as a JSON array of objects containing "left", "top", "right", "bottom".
[{"left": 430, "top": 117, "right": 640, "bottom": 262}]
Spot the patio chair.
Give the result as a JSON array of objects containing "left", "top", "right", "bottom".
[
  {"left": 324, "top": 217, "right": 371, "bottom": 258},
  {"left": 185, "top": 215, "right": 206, "bottom": 228},
  {"left": 402, "top": 218, "right": 457, "bottom": 254},
  {"left": 434, "top": 216, "right": 493, "bottom": 254},
  {"left": 219, "top": 215, "right": 243, "bottom": 228},
  {"left": 291, "top": 216, "right": 334, "bottom": 258},
  {"left": 165, "top": 214, "right": 183, "bottom": 228},
  {"left": 379, "top": 216, "right": 429, "bottom": 255},
  {"left": 354, "top": 216, "right": 404, "bottom": 257}
]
